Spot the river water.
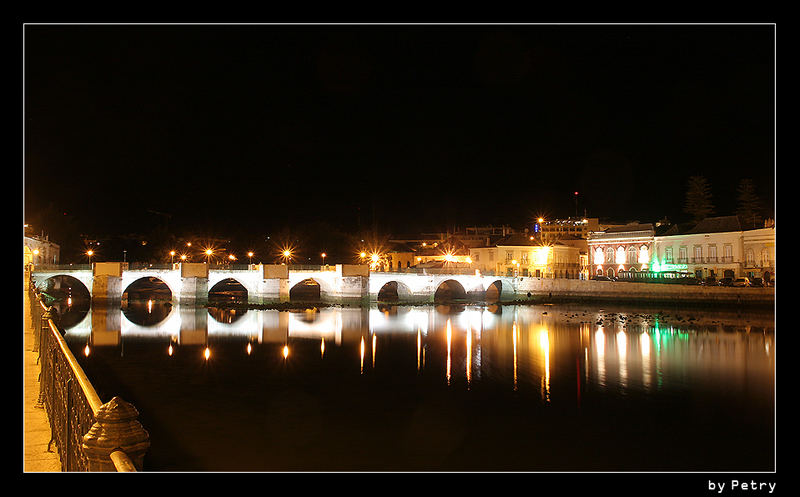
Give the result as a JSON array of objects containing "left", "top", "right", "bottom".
[{"left": 37, "top": 294, "right": 775, "bottom": 472}]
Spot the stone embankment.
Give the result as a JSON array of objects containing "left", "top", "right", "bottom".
[{"left": 515, "top": 278, "right": 774, "bottom": 307}]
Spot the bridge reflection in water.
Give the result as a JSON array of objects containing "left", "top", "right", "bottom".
[{"left": 54, "top": 299, "right": 775, "bottom": 471}]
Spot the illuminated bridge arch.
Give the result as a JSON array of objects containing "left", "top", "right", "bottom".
[
  {"left": 122, "top": 276, "right": 173, "bottom": 302},
  {"left": 434, "top": 279, "right": 468, "bottom": 302},
  {"left": 377, "top": 280, "right": 413, "bottom": 302}
]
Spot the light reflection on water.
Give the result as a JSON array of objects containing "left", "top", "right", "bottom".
[
  {"left": 54, "top": 300, "right": 774, "bottom": 471},
  {"left": 61, "top": 301, "right": 775, "bottom": 401}
]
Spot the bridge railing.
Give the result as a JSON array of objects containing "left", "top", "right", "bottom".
[
  {"left": 377, "top": 268, "right": 498, "bottom": 276},
  {"left": 31, "top": 264, "right": 92, "bottom": 271},
  {"left": 32, "top": 290, "right": 150, "bottom": 472}
]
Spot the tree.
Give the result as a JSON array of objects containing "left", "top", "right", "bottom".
[
  {"left": 683, "top": 175, "right": 715, "bottom": 223},
  {"left": 735, "top": 178, "right": 763, "bottom": 229}
]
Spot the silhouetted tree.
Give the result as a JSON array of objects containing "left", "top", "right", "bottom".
[
  {"left": 735, "top": 178, "right": 763, "bottom": 229},
  {"left": 683, "top": 175, "right": 715, "bottom": 223}
]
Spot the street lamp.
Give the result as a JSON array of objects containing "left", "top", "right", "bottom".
[
  {"left": 205, "top": 248, "right": 214, "bottom": 265},
  {"left": 170, "top": 250, "right": 176, "bottom": 264},
  {"left": 321, "top": 252, "right": 327, "bottom": 266},
  {"left": 247, "top": 251, "right": 254, "bottom": 265},
  {"left": 86, "top": 250, "right": 94, "bottom": 265}
]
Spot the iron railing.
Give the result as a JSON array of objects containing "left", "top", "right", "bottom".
[{"left": 32, "top": 291, "right": 140, "bottom": 472}]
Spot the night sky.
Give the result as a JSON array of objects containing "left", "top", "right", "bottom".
[{"left": 23, "top": 23, "right": 775, "bottom": 261}]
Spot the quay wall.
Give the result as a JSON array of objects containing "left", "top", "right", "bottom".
[{"left": 514, "top": 277, "right": 774, "bottom": 306}]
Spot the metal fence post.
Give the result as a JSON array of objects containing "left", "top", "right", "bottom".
[{"left": 81, "top": 397, "right": 150, "bottom": 471}]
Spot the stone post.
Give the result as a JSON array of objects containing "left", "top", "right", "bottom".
[
  {"left": 81, "top": 396, "right": 150, "bottom": 471},
  {"left": 92, "top": 262, "right": 124, "bottom": 303},
  {"left": 261, "top": 264, "right": 290, "bottom": 303}
]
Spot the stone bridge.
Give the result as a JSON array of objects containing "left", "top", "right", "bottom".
[{"left": 30, "top": 263, "right": 523, "bottom": 305}]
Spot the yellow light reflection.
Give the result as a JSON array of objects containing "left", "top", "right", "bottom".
[
  {"left": 417, "top": 328, "right": 422, "bottom": 371},
  {"left": 283, "top": 345, "right": 289, "bottom": 359},
  {"left": 360, "top": 336, "right": 365, "bottom": 374},
  {"left": 466, "top": 324, "right": 472, "bottom": 388},
  {"left": 640, "top": 332, "right": 651, "bottom": 391},
  {"left": 617, "top": 330, "right": 627, "bottom": 388},
  {"left": 204, "top": 347, "right": 211, "bottom": 360},
  {"left": 595, "top": 328, "right": 606, "bottom": 388},
  {"left": 320, "top": 337, "right": 325, "bottom": 358},
  {"left": 446, "top": 319, "right": 452, "bottom": 386},
  {"left": 168, "top": 344, "right": 173, "bottom": 356},
  {"left": 372, "top": 333, "right": 377, "bottom": 368},
  {"left": 539, "top": 327, "right": 550, "bottom": 403},
  {"left": 512, "top": 321, "right": 518, "bottom": 391},
  {"left": 246, "top": 343, "right": 252, "bottom": 355},
  {"left": 84, "top": 344, "right": 90, "bottom": 357}
]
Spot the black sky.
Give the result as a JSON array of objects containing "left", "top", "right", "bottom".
[{"left": 23, "top": 24, "right": 775, "bottom": 248}]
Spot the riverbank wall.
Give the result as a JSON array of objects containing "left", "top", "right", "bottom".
[{"left": 514, "top": 278, "right": 775, "bottom": 308}]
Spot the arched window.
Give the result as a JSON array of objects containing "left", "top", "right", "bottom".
[
  {"left": 627, "top": 246, "right": 637, "bottom": 264},
  {"left": 606, "top": 247, "right": 615, "bottom": 263},
  {"left": 594, "top": 247, "right": 604, "bottom": 265},
  {"left": 746, "top": 249, "right": 755, "bottom": 266},
  {"left": 638, "top": 245, "right": 649, "bottom": 264},
  {"left": 616, "top": 246, "right": 626, "bottom": 265}
]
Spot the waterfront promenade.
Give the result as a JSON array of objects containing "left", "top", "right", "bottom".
[{"left": 23, "top": 289, "right": 61, "bottom": 472}]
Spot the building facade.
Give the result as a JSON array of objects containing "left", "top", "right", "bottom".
[
  {"left": 24, "top": 234, "right": 60, "bottom": 267},
  {"left": 587, "top": 223, "right": 655, "bottom": 278},
  {"left": 469, "top": 233, "right": 582, "bottom": 278},
  {"left": 588, "top": 216, "right": 776, "bottom": 283}
]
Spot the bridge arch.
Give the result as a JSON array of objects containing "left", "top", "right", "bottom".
[
  {"left": 377, "top": 280, "right": 413, "bottom": 302},
  {"left": 35, "top": 274, "right": 91, "bottom": 303},
  {"left": 434, "top": 279, "right": 468, "bottom": 302},
  {"left": 485, "top": 280, "right": 503, "bottom": 302},
  {"left": 122, "top": 276, "right": 173, "bottom": 302},
  {"left": 290, "top": 278, "right": 323, "bottom": 301},
  {"left": 208, "top": 277, "right": 249, "bottom": 304}
]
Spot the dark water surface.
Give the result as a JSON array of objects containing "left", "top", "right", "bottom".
[{"left": 54, "top": 299, "right": 774, "bottom": 472}]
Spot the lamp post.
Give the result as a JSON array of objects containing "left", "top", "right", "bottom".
[
  {"left": 87, "top": 250, "right": 94, "bottom": 265},
  {"left": 321, "top": 252, "right": 327, "bottom": 266},
  {"left": 248, "top": 251, "right": 254, "bottom": 265},
  {"left": 170, "top": 250, "right": 176, "bottom": 264},
  {"left": 205, "top": 248, "right": 213, "bottom": 266}
]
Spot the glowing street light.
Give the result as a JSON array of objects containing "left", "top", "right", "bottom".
[
  {"left": 321, "top": 252, "right": 327, "bottom": 265},
  {"left": 205, "top": 248, "right": 214, "bottom": 265},
  {"left": 169, "top": 250, "right": 176, "bottom": 264},
  {"left": 247, "top": 251, "right": 254, "bottom": 265},
  {"left": 180, "top": 254, "right": 187, "bottom": 262},
  {"left": 86, "top": 250, "right": 94, "bottom": 265}
]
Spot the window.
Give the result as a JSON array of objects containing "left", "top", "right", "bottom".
[
  {"left": 679, "top": 246, "right": 687, "bottom": 262},
  {"left": 665, "top": 247, "right": 673, "bottom": 263},
  {"left": 746, "top": 249, "right": 755, "bottom": 266},
  {"left": 708, "top": 245, "right": 717, "bottom": 261},
  {"left": 627, "top": 246, "right": 637, "bottom": 264},
  {"left": 606, "top": 247, "right": 615, "bottom": 263},
  {"left": 724, "top": 244, "right": 733, "bottom": 261},
  {"left": 505, "top": 251, "right": 514, "bottom": 262},
  {"left": 694, "top": 245, "right": 703, "bottom": 262},
  {"left": 521, "top": 252, "right": 528, "bottom": 264}
]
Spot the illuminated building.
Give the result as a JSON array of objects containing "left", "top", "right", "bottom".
[
  {"left": 469, "top": 233, "right": 582, "bottom": 278},
  {"left": 23, "top": 227, "right": 60, "bottom": 267},
  {"left": 653, "top": 216, "right": 776, "bottom": 282},
  {"left": 587, "top": 223, "right": 655, "bottom": 278}
]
